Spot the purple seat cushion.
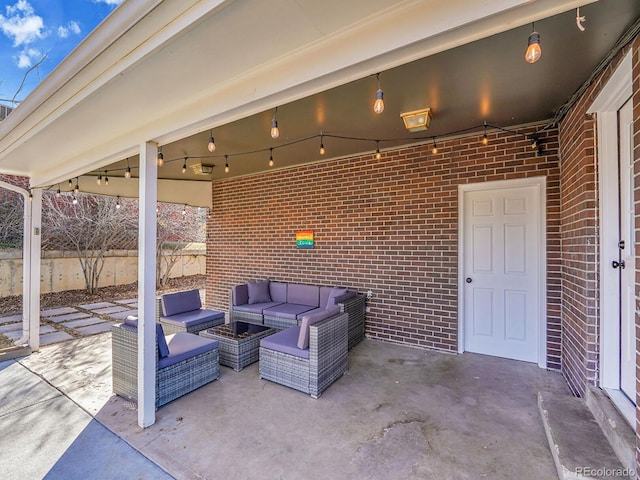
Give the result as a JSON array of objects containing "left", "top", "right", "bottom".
[
  {"left": 248, "top": 280, "right": 272, "bottom": 304},
  {"left": 263, "top": 303, "right": 315, "bottom": 320},
  {"left": 234, "top": 301, "right": 283, "bottom": 314},
  {"left": 260, "top": 326, "right": 309, "bottom": 359},
  {"left": 161, "top": 289, "right": 202, "bottom": 316},
  {"left": 161, "top": 309, "right": 224, "bottom": 328},
  {"left": 158, "top": 332, "right": 219, "bottom": 368},
  {"left": 232, "top": 284, "right": 249, "bottom": 306},
  {"left": 297, "top": 305, "right": 341, "bottom": 349},
  {"left": 319, "top": 287, "right": 333, "bottom": 310},
  {"left": 124, "top": 316, "right": 170, "bottom": 358},
  {"left": 286, "top": 284, "right": 319, "bottom": 307},
  {"left": 296, "top": 307, "right": 325, "bottom": 319}
]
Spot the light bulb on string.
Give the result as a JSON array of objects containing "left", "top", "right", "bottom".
[
  {"left": 182, "top": 204, "right": 187, "bottom": 215},
  {"left": 96, "top": 173, "right": 102, "bottom": 185},
  {"left": 72, "top": 195, "right": 78, "bottom": 205},
  {"left": 319, "top": 133, "right": 325, "bottom": 155},
  {"left": 74, "top": 179, "right": 80, "bottom": 194},
  {"left": 373, "top": 73, "right": 384, "bottom": 114},
  {"left": 525, "top": 23, "right": 542, "bottom": 64},
  {"left": 431, "top": 138, "right": 438, "bottom": 155},
  {"left": 56, "top": 185, "right": 61, "bottom": 198},
  {"left": 104, "top": 172, "right": 109, "bottom": 186},
  {"left": 269, "top": 148, "right": 275, "bottom": 167},
  {"left": 124, "top": 158, "right": 131, "bottom": 178},
  {"left": 116, "top": 196, "right": 121, "bottom": 209},
  {"left": 208, "top": 130, "right": 216, "bottom": 153},
  {"left": 157, "top": 150, "right": 164, "bottom": 167},
  {"left": 224, "top": 155, "right": 230, "bottom": 173},
  {"left": 270, "top": 107, "right": 280, "bottom": 139},
  {"left": 182, "top": 158, "right": 187, "bottom": 174},
  {"left": 482, "top": 122, "right": 489, "bottom": 146},
  {"left": 375, "top": 141, "right": 381, "bottom": 160}
]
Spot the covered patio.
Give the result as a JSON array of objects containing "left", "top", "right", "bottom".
[{"left": 1, "top": 0, "right": 640, "bottom": 478}]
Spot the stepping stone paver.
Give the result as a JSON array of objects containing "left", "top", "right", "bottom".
[
  {"left": 49, "top": 312, "right": 91, "bottom": 323},
  {"left": 40, "top": 325, "right": 56, "bottom": 334},
  {"left": 63, "top": 317, "right": 105, "bottom": 329},
  {"left": 0, "top": 323, "right": 23, "bottom": 334},
  {"left": 0, "top": 314, "right": 22, "bottom": 323},
  {"left": 79, "top": 302, "right": 117, "bottom": 310},
  {"left": 41, "top": 307, "right": 78, "bottom": 317},
  {"left": 40, "top": 331, "right": 74, "bottom": 345},
  {"left": 91, "top": 305, "right": 130, "bottom": 315},
  {"left": 76, "top": 323, "right": 114, "bottom": 335},
  {"left": 116, "top": 298, "right": 138, "bottom": 306}
]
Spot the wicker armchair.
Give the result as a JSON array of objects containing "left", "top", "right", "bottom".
[
  {"left": 259, "top": 310, "right": 348, "bottom": 398},
  {"left": 112, "top": 316, "right": 220, "bottom": 408}
]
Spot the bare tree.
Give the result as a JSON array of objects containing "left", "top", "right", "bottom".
[
  {"left": 156, "top": 203, "right": 206, "bottom": 288},
  {"left": 42, "top": 193, "right": 138, "bottom": 293},
  {"left": 0, "top": 175, "right": 28, "bottom": 248}
]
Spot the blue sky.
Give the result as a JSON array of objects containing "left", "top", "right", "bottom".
[{"left": 0, "top": 0, "right": 122, "bottom": 105}]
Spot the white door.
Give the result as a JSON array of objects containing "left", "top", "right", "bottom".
[
  {"left": 617, "top": 99, "right": 635, "bottom": 402},
  {"left": 463, "top": 182, "right": 541, "bottom": 363}
]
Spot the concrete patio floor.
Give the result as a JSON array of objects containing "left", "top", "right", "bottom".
[{"left": 1, "top": 332, "right": 570, "bottom": 480}]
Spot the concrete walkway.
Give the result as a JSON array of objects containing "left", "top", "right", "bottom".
[{"left": 0, "top": 331, "right": 571, "bottom": 480}]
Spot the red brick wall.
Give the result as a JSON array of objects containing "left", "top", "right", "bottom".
[
  {"left": 558, "top": 44, "right": 636, "bottom": 397},
  {"left": 206, "top": 124, "right": 561, "bottom": 366}
]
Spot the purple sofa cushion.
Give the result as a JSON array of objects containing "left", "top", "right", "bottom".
[
  {"left": 232, "top": 284, "right": 249, "bottom": 306},
  {"left": 260, "top": 326, "right": 309, "bottom": 359},
  {"left": 158, "top": 332, "right": 219, "bottom": 368},
  {"left": 297, "top": 305, "right": 340, "bottom": 349},
  {"left": 263, "top": 303, "right": 315, "bottom": 320},
  {"left": 269, "top": 282, "right": 288, "bottom": 303},
  {"left": 248, "top": 280, "right": 272, "bottom": 304},
  {"left": 287, "top": 284, "right": 319, "bottom": 307},
  {"left": 234, "top": 301, "right": 283, "bottom": 314},
  {"left": 161, "top": 309, "right": 224, "bottom": 328},
  {"left": 161, "top": 289, "right": 202, "bottom": 316},
  {"left": 326, "top": 287, "right": 347, "bottom": 308},
  {"left": 124, "top": 316, "right": 170, "bottom": 358},
  {"left": 319, "top": 287, "right": 333, "bottom": 310}
]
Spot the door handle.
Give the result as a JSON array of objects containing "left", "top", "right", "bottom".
[
  {"left": 465, "top": 277, "right": 472, "bottom": 283},
  {"left": 612, "top": 260, "right": 626, "bottom": 269}
]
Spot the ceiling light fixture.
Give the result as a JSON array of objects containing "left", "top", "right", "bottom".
[
  {"left": 525, "top": 23, "right": 542, "bottom": 64},
  {"left": 124, "top": 158, "right": 131, "bottom": 178},
  {"left": 270, "top": 107, "right": 280, "bottom": 139},
  {"left": 224, "top": 154, "right": 230, "bottom": 173},
  {"left": 400, "top": 108, "right": 432, "bottom": 132},
  {"left": 208, "top": 130, "right": 216, "bottom": 153},
  {"left": 373, "top": 73, "right": 384, "bottom": 114},
  {"left": 190, "top": 163, "right": 214, "bottom": 175},
  {"left": 269, "top": 148, "right": 275, "bottom": 167}
]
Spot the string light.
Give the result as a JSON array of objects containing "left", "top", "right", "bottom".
[
  {"left": 269, "top": 148, "right": 274, "bottom": 167},
  {"left": 373, "top": 73, "right": 384, "bottom": 114},
  {"left": 104, "top": 171, "right": 109, "bottom": 186},
  {"left": 319, "top": 133, "right": 325, "bottom": 155},
  {"left": 208, "top": 130, "right": 216, "bottom": 153},
  {"left": 74, "top": 178, "right": 80, "bottom": 194},
  {"left": 68, "top": 178, "right": 73, "bottom": 187},
  {"left": 157, "top": 148, "right": 164, "bottom": 167},
  {"left": 28, "top": 190, "right": 33, "bottom": 201},
  {"left": 525, "top": 23, "right": 542, "bottom": 64},
  {"left": 375, "top": 141, "right": 381, "bottom": 160},
  {"left": 56, "top": 185, "right": 61, "bottom": 198},
  {"left": 182, "top": 157, "right": 187, "bottom": 174},
  {"left": 224, "top": 154, "right": 230, "bottom": 173},
  {"left": 96, "top": 173, "right": 102, "bottom": 185},
  {"left": 270, "top": 107, "right": 280, "bottom": 139},
  {"left": 482, "top": 121, "right": 489, "bottom": 145},
  {"left": 72, "top": 195, "right": 78, "bottom": 205},
  {"left": 182, "top": 204, "right": 187, "bottom": 215},
  {"left": 124, "top": 158, "right": 131, "bottom": 178},
  {"left": 116, "top": 196, "right": 121, "bottom": 209},
  {"left": 431, "top": 138, "right": 438, "bottom": 154}
]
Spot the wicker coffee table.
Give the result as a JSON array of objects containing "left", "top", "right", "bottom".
[{"left": 200, "top": 323, "right": 276, "bottom": 371}]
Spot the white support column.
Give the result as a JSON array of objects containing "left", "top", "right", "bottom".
[
  {"left": 27, "top": 189, "right": 42, "bottom": 351},
  {"left": 138, "top": 141, "right": 158, "bottom": 428}
]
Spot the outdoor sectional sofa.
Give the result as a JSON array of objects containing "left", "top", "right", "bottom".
[{"left": 230, "top": 280, "right": 366, "bottom": 349}]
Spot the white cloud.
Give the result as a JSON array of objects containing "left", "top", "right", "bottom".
[
  {"left": 57, "top": 21, "right": 81, "bottom": 39},
  {"left": 0, "top": 0, "right": 44, "bottom": 47},
  {"left": 93, "top": 0, "right": 123, "bottom": 5},
  {"left": 16, "top": 47, "right": 41, "bottom": 68}
]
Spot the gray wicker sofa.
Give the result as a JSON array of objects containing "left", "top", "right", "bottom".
[
  {"left": 159, "top": 289, "right": 225, "bottom": 335},
  {"left": 111, "top": 316, "right": 220, "bottom": 408},
  {"left": 259, "top": 305, "right": 348, "bottom": 398},
  {"left": 230, "top": 280, "right": 366, "bottom": 349}
]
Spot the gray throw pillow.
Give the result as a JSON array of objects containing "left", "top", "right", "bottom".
[{"left": 247, "top": 279, "right": 272, "bottom": 304}]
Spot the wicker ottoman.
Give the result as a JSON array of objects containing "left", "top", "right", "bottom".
[{"left": 200, "top": 323, "right": 276, "bottom": 371}]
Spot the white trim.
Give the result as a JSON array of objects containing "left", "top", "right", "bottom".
[
  {"left": 458, "top": 176, "right": 547, "bottom": 368},
  {"left": 589, "top": 51, "right": 633, "bottom": 417}
]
